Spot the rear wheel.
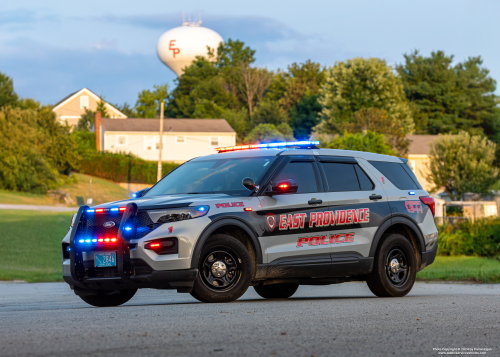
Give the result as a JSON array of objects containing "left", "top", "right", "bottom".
[
  {"left": 78, "top": 289, "right": 137, "bottom": 307},
  {"left": 254, "top": 284, "right": 299, "bottom": 299},
  {"left": 366, "top": 233, "right": 417, "bottom": 297},
  {"left": 190, "top": 234, "right": 253, "bottom": 303}
]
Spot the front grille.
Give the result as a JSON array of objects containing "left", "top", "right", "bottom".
[{"left": 85, "top": 213, "right": 122, "bottom": 240}]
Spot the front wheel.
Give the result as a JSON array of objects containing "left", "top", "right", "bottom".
[
  {"left": 190, "top": 234, "right": 253, "bottom": 303},
  {"left": 366, "top": 234, "right": 417, "bottom": 297},
  {"left": 78, "top": 289, "right": 137, "bottom": 307},
  {"left": 254, "top": 284, "right": 299, "bottom": 299}
]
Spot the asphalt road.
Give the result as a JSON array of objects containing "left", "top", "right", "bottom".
[{"left": 0, "top": 282, "right": 498, "bottom": 357}]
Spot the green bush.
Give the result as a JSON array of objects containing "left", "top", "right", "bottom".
[
  {"left": 437, "top": 218, "right": 500, "bottom": 257},
  {"left": 79, "top": 152, "right": 180, "bottom": 184}
]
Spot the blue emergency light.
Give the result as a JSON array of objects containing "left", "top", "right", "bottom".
[{"left": 215, "top": 141, "right": 320, "bottom": 153}]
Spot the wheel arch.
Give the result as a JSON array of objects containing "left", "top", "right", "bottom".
[
  {"left": 190, "top": 217, "right": 263, "bottom": 272},
  {"left": 369, "top": 214, "right": 425, "bottom": 269}
]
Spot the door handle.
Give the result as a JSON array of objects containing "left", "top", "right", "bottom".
[
  {"left": 369, "top": 194, "right": 383, "bottom": 200},
  {"left": 308, "top": 199, "right": 323, "bottom": 205}
]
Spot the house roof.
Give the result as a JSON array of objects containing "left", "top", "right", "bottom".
[
  {"left": 52, "top": 88, "right": 127, "bottom": 118},
  {"left": 407, "top": 135, "right": 439, "bottom": 155},
  {"left": 100, "top": 118, "right": 236, "bottom": 133}
]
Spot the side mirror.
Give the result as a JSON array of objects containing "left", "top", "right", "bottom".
[
  {"left": 242, "top": 177, "right": 257, "bottom": 191},
  {"left": 265, "top": 179, "right": 298, "bottom": 196},
  {"left": 133, "top": 188, "right": 150, "bottom": 198}
]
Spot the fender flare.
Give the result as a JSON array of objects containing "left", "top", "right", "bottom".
[
  {"left": 190, "top": 217, "right": 263, "bottom": 269},
  {"left": 369, "top": 214, "right": 426, "bottom": 257}
]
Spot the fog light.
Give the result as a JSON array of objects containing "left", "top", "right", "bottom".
[{"left": 144, "top": 238, "right": 178, "bottom": 255}]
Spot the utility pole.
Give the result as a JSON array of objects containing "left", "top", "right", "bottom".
[{"left": 157, "top": 101, "right": 164, "bottom": 182}]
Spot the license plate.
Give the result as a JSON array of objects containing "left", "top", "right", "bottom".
[{"left": 94, "top": 252, "right": 116, "bottom": 267}]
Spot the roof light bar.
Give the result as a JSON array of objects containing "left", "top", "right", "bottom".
[{"left": 215, "top": 141, "right": 320, "bottom": 153}]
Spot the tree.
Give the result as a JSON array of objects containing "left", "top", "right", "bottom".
[
  {"left": 426, "top": 132, "right": 498, "bottom": 200},
  {"left": 0, "top": 72, "right": 19, "bottom": 108},
  {"left": 114, "top": 102, "right": 136, "bottom": 117},
  {"left": 316, "top": 57, "right": 414, "bottom": 135},
  {"left": 135, "top": 83, "right": 169, "bottom": 118},
  {"left": 319, "top": 131, "right": 396, "bottom": 156},
  {"left": 96, "top": 96, "right": 109, "bottom": 118},
  {"left": 251, "top": 99, "right": 288, "bottom": 127},
  {"left": 0, "top": 107, "right": 58, "bottom": 193},
  {"left": 397, "top": 50, "right": 500, "bottom": 137},
  {"left": 337, "top": 108, "right": 409, "bottom": 156},
  {"left": 77, "top": 108, "right": 95, "bottom": 131},
  {"left": 237, "top": 65, "right": 273, "bottom": 116},
  {"left": 289, "top": 94, "right": 322, "bottom": 140},
  {"left": 245, "top": 123, "right": 294, "bottom": 144}
]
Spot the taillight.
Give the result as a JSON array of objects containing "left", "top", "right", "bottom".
[{"left": 420, "top": 196, "right": 435, "bottom": 217}]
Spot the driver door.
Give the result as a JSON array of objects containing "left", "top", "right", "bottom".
[{"left": 258, "top": 156, "right": 330, "bottom": 276}]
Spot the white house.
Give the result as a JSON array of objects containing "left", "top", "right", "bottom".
[{"left": 98, "top": 117, "right": 236, "bottom": 163}]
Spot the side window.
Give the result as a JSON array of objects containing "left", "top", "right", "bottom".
[
  {"left": 355, "top": 165, "right": 375, "bottom": 190},
  {"left": 321, "top": 162, "right": 360, "bottom": 192},
  {"left": 274, "top": 162, "right": 318, "bottom": 193},
  {"left": 368, "top": 161, "right": 419, "bottom": 190}
]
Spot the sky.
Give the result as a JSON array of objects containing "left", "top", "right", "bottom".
[{"left": 1, "top": 0, "right": 499, "bottom": 106}]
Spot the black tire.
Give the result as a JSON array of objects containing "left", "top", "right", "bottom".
[
  {"left": 254, "top": 284, "right": 299, "bottom": 299},
  {"left": 366, "top": 233, "right": 417, "bottom": 297},
  {"left": 190, "top": 234, "right": 253, "bottom": 303},
  {"left": 78, "top": 289, "right": 137, "bottom": 307}
]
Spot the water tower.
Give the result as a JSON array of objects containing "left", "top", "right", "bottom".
[{"left": 157, "top": 20, "right": 224, "bottom": 77}]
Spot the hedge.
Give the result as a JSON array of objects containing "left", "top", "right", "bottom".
[
  {"left": 79, "top": 152, "right": 180, "bottom": 184},
  {"left": 437, "top": 218, "right": 500, "bottom": 257}
]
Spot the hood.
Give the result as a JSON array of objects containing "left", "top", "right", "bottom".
[{"left": 95, "top": 193, "right": 233, "bottom": 210}]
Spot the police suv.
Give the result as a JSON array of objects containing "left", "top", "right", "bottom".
[{"left": 62, "top": 141, "right": 438, "bottom": 307}]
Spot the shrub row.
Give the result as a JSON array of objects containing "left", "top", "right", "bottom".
[
  {"left": 437, "top": 218, "right": 500, "bottom": 257},
  {"left": 79, "top": 152, "right": 180, "bottom": 184}
]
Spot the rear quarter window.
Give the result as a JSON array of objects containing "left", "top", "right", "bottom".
[{"left": 368, "top": 161, "right": 421, "bottom": 190}]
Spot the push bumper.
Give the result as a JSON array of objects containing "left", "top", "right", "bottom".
[{"left": 66, "top": 203, "right": 198, "bottom": 294}]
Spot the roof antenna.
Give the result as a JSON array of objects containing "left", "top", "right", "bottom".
[{"left": 182, "top": 11, "right": 186, "bottom": 26}]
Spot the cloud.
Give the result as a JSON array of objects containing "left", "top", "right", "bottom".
[
  {"left": 1, "top": 39, "right": 176, "bottom": 105},
  {"left": 0, "top": 9, "right": 58, "bottom": 29}
]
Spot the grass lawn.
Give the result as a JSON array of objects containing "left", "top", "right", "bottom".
[
  {"left": 0, "top": 210, "right": 73, "bottom": 282},
  {"left": 0, "top": 173, "right": 130, "bottom": 207},
  {"left": 417, "top": 256, "right": 500, "bottom": 283}
]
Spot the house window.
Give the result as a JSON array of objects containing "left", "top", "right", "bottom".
[
  {"left": 210, "top": 137, "right": 219, "bottom": 147},
  {"left": 176, "top": 136, "right": 186, "bottom": 144},
  {"left": 80, "top": 95, "right": 89, "bottom": 109},
  {"left": 117, "top": 136, "right": 127, "bottom": 146}
]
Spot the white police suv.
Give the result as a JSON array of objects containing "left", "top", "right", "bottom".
[{"left": 62, "top": 141, "right": 438, "bottom": 307}]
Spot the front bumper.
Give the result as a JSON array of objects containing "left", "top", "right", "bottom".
[
  {"left": 63, "top": 263, "right": 198, "bottom": 293},
  {"left": 65, "top": 204, "right": 200, "bottom": 294}
]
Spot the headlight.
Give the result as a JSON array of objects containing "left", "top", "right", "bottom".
[
  {"left": 70, "top": 213, "right": 77, "bottom": 227},
  {"left": 147, "top": 205, "right": 209, "bottom": 224}
]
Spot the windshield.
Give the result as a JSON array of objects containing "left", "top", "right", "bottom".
[{"left": 145, "top": 156, "right": 276, "bottom": 196}]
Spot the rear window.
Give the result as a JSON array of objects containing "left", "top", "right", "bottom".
[
  {"left": 368, "top": 161, "right": 421, "bottom": 190},
  {"left": 320, "top": 163, "right": 374, "bottom": 192}
]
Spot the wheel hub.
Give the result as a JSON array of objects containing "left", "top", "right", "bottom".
[
  {"left": 211, "top": 261, "right": 227, "bottom": 278},
  {"left": 389, "top": 258, "right": 400, "bottom": 273}
]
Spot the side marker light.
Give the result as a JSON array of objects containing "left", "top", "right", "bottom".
[{"left": 244, "top": 207, "right": 253, "bottom": 212}]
